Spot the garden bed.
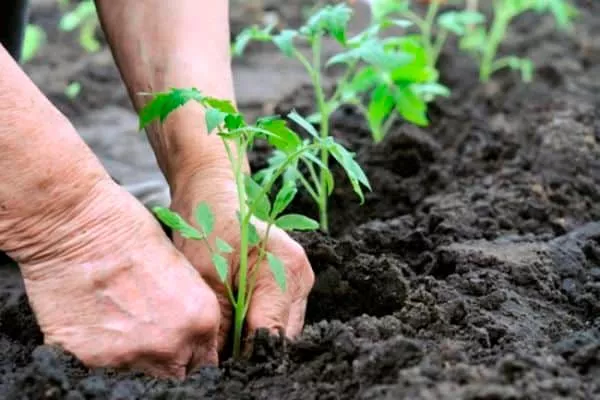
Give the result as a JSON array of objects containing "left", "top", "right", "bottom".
[{"left": 1, "top": 0, "right": 599, "bottom": 399}]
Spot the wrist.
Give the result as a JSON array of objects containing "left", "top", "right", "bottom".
[{"left": 153, "top": 106, "right": 250, "bottom": 196}]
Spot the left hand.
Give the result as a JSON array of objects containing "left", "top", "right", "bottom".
[{"left": 169, "top": 166, "right": 315, "bottom": 352}]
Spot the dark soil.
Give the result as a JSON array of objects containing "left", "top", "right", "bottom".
[{"left": 2, "top": 1, "right": 600, "bottom": 399}]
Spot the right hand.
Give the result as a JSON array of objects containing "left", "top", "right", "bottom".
[{"left": 11, "top": 176, "right": 220, "bottom": 378}]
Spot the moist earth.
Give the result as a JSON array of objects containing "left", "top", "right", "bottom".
[{"left": 2, "top": 1, "right": 600, "bottom": 399}]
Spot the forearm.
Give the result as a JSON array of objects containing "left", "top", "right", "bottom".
[
  {"left": 0, "top": 46, "right": 110, "bottom": 258},
  {"left": 95, "top": 0, "right": 241, "bottom": 190}
]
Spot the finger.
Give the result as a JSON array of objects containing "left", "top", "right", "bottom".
[
  {"left": 187, "top": 335, "right": 219, "bottom": 375},
  {"left": 245, "top": 260, "right": 292, "bottom": 336},
  {"left": 286, "top": 297, "right": 308, "bottom": 339},
  {"left": 196, "top": 273, "right": 233, "bottom": 353}
]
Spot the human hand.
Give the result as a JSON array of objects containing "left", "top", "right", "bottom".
[
  {"left": 169, "top": 166, "right": 315, "bottom": 352},
  {"left": 13, "top": 176, "right": 221, "bottom": 378}
]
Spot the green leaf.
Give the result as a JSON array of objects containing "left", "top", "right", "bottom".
[
  {"left": 367, "top": 84, "right": 396, "bottom": 141},
  {"left": 459, "top": 27, "right": 487, "bottom": 53},
  {"left": 329, "top": 143, "right": 371, "bottom": 203},
  {"left": 288, "top": 110, "right": 320, "bottom": 138},
  {"left": 64, "top": 82, "right": 82, "bottom": 99},
  {"left": 232, "top": 25, "right": 274, "bottom": 56},
  {"left": 153, "top": 207, "right": 203, "bottom": 240},
  {"left": 216, "top": 238, "right": 234, "bottom": 253},
  {"left": 369, "top": 0, "right": 410, "bottom": 22},
  {"left": 276, "top": 214, "right": 320, "bottom": 231},
  {"left": 203, "top": 97, "right": 237, "bottom": 113},
  {"left": 79, "top": 21, "right": 100, "bottom": 53},
  {"left": 59, "top": 0, "right": 96, "bottom": 31},
  {"left": 327, "top": 39, "right": 413, "bottom": 70},
  {"left": 257, "top": 118, "right": 302, "bottom": 153},
  {"left": 139, "top": 88, "right": 203, "bottom": 130},
  {"left": 225, "top": 114, "right": 245, "bottom": 130},
  {"left": 245, "top": 175, "right": 271, "bottom": 221},
  {"left": 195, "top": 202, "right": 215, "bottom": 236},
  {"left": 504, "top": 57, "right": 535, "bottom": 82},
  {"left": 205, "top": 108, "right": 228, "bottom": 133},
  {"left": 273, "top": 30, "right": 297, "bottom": 57},
  {"left": 302, "top": 152, "right": 335, "bottom": 195},
  {"left": 395, "top": 85, "right": 429, "bottom": 126},
  {"left": 438, "top": 11, "right": 486, "bottom": 36},
  {"left": 267, "top": 253, "right": 287, "bottom": 291},
  {"left": 412, "top": 82, "right": 451, "bottom": 101},
  {"left": 212, "top": 253, "right": 229, "bottom": 283},
  {"left": 248, "top": 222, "right": 261, "bottom": 246},
  {"left": 302, "top": 4, "right": 352, "bottom": 44},
  {"left": 272, "top": 181, "right": 298, "bottom": 217},
  {"left": 22, "top": 24, "right": 46, "bottom": 63},
  {"left": 342, "top": 67, "right": 379, "bottom": 101}
]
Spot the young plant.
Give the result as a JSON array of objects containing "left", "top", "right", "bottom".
[
  {"left": 59, "top": 0, "right": 101, "bottom": 53},
  {"left": 233, "top": 3, "right": 447, "bottom": 229},
  {"left": 22, "top": 24, "right": 46, "bottom": 63},
  {"left": 457, "top": 0, "right": 577, "bottom": 82},
  {"left": 138, "top": 88, "right": 369, "bottom": 358},
  {"left": 369, "top": 0, "right": 486, "bottom": 71}
]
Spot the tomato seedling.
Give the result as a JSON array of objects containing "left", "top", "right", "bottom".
[
  {"left": 138, "top": 88, "right": 369, "bottom": 358},
  {"left": 59, "top": 0, "right": 101, "bottom": 53},
  {"left": 457, "top": 0, "right": 577, "bottom": 82},
  {"left": 233, "top": 3, "right": 447, "bottom": 230},
  {"left": 369, "top": 0, "right": 485, "bottom": 71}
]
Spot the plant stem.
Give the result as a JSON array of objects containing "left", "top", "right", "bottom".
[
  {"left": 423, "top": 0, "right": 441, "bottom": 69},
  {"left": 292, "top": 45, "right": 329, "bottom": 231},
  {"left": 232, "top": 138, "right": 250, "bottom": 359},
  {"left": 480, "top": 7, "right": 511, "bottom": 82},
  {"left": 311, "top": 35, "right": 331, "bottom": 233}
]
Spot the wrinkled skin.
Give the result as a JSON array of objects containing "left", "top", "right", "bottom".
[{"left": 16, "top": 175, "right": 221, "bottom": 379}]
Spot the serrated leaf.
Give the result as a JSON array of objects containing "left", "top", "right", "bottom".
[
  {"left": 272, "top": 182, "right": 298, "bottom": 217},
  {"left": 205, "top": 108, "right": 228, "bottom": 133},
  {"left": 195, "top": 202, "right": 215, "bottom": 235},
  {"left": 369, "top": 0, "right": 410, "bottom": 22},
  {"left": 257, "top": 118, "right": 302, "bottom": 153},
  {"left": 216, "top": 237, "right": 234, "bottom": 253},
  {"left": 212, "top": 253, "right": 229, "bottom": 283},
  {"left": 248, "top": 222, "right": 261, "bottom": 246},
  {"left": 275, "top": 214, "right": 319, "bottom": 231},
  {"left": 273, "top": 30, "right": 297, "bottom": 57},
  {"left": 367, "top": 84, "right": 396, "bottom": 141},
  {"left": 288, "top": 110, "right": 320, "bottom": 138},
  {"left": 329, "top": 143, "right": 371, "bottom": 203},
  {"left": 203, "top": 97, "right": 237, "bottom": 113},
  {"left": 139, "top": 88, "right": 203, "bottom": 130},
  {"left": 225, "top": 114, "right": 245, "bottom": 130},
  {"left": 328, "top": 39, "right": 413, "bottom": 70},
  {"left": 303, "top": 4, "right": 352, "bottom": 44},
  {"left": 267, "top": 253, "right": 287, "bottom": 291},
  {"left": 153, "top": 207, "right": 204, "bottom": 240},
  {"left": 245, "top": 175, "right": 271, "bottom": 221},
  {"left": 395, "top": 85, "right": 428, "bottom": 126}
]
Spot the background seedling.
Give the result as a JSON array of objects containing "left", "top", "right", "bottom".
[
  {"left": 139, "top": 88, "right": 369, "bottom": 358},
  {"left": 58, "top": 0, "right": 101, "bottom": 53},
  {"left": 22, "top": 24, "right": 46, "bottom": 63},
  {"left": 457, "top": 0, "right": 577, "bottom": 82},
  {"left": 233, "top": 3, "right": 447, "bottom": 230}
]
